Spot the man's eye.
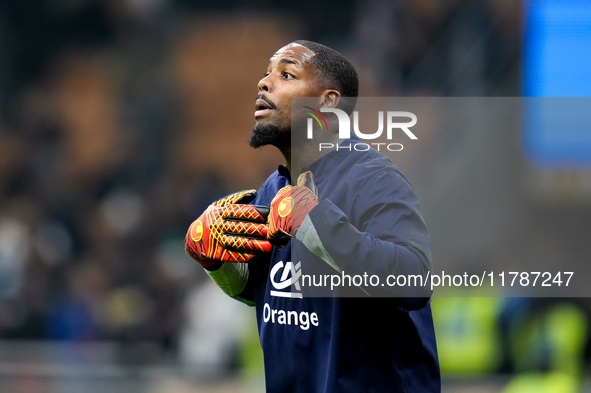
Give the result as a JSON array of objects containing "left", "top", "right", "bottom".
[{"left": 282, "top": 72, "right": 295, "bottom": 79}]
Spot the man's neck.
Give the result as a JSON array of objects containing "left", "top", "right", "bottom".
[{"left": 281, "top": 130, "right": 341, "bottom": 182}]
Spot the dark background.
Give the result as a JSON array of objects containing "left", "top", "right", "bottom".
[{"left": 0, "top": 1, "right": 588, "bottom": 392}]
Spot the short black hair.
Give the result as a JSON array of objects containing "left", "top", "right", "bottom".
[{"left": 293, "top": 40, "right": 358, "bottom": 115}]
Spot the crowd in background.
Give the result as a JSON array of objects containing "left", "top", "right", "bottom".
[{"left": 3, "top": 1, "right": 586, "bottom": 390}]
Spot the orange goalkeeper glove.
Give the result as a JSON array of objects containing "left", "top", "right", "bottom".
[
  {"left": 185, "top": 190, "right": 273, "bottom": 268},
  {"left": 268, "top": 171, "right": 319, "bottom": 246}
]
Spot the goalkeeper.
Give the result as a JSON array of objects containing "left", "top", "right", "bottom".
[{"left": 185, "top": 40, "right": 440, "bottom": 392}]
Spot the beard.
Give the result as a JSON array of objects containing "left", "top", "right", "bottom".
[{"left": 249, "top": 122, "right": 290, "bottom": 149}]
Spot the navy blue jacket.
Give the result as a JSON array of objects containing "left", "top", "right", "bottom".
[{"left": 243, "top": 140, "right": 440, "bottom": 392}]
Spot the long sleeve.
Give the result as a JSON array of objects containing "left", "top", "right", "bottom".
[
  {"left": 205, "top": 262, "right": 254, "bottom": 306},
  {"left": 296, "top": 161, "right": 433, "bottom": 309}
]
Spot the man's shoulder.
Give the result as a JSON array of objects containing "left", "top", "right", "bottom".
[
  {"left": 337, "top": 146, "right": 410, "bottom": 189},
  {"left": 352, "top": 144, "right": 401, "bottom": 170},
  {"left": 318, "top": 147, "right": 421, "bottom": 218}
]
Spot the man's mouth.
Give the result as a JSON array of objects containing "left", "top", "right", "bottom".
[{"left": 255, "top": 96, "right": 276, "bottom": 118}]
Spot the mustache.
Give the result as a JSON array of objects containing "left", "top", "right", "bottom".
[{"left": 256, "top": 94, "right": 277, "bottom": 109}]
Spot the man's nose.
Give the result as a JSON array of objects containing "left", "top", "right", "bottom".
[{"left": 257, "top": 74, "right": 272, "bottom": 92}]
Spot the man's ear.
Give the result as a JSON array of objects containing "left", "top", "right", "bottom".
[{"left": 319, "top": 90, "right": 341, "bottom": 109}]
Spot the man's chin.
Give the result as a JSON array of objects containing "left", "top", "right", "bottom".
[{"left": 249, "top": 123, "right": 288, "bottom": 149}]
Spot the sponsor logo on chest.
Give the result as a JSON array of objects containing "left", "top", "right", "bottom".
[{"left": 264, "top": 261, "right": 319, "bottom": 330}]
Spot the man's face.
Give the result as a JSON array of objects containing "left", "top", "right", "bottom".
[{"left": 250, "top": 43, "right": 322, "bottom": 149}]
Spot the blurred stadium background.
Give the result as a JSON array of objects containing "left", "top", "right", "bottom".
[{"left": 0, "top": 0, "right": 590, "bottom": 392}]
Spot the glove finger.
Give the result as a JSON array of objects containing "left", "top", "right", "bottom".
[
  {"left": 200, "top": 237, "right": 256, "bottom": 262},
  {"left": 217, "top": 248, "right": 256, "bottom": 263},
  {"left": 217, "top": 233, "right": 273, "bottom": 253},
  {"left": 214, "top": 189, "right": 257, "bottom": 207},
  {"left": 268, "top": 186, "right": 293, "bottom": 241},
  {"left": 213, "top": 219, "right": 269, "bottom": 239},
  {"left": 269, "top": 186, "right": 293, "bottom": 223},
  {"left": 234, "top": 190, "right": 258, "bottom": 205},
  {"left": 270, "top": 185, "right": 291, "bottom": 207},
  {"left": 218, "top": 204, "right": 269, "bottom": 222},
  {"left": 291, "top": 186, "right": 318, "bottom": 234},
  {"left": 225, "top": 252, "right": 255, "bottom": 263},
  {"left": 296, "top": 171, "right": 317, "bottom": 196}
]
